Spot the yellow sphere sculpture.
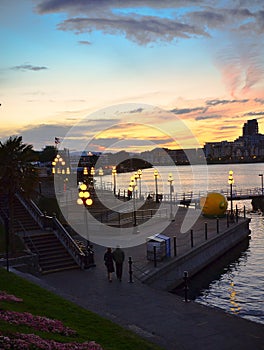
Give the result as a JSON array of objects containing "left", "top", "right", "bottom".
[{"left": 200, "top": 192, "right": 228, "bottom": 217}]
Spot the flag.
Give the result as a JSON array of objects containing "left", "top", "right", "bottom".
[{"left": 55, "top": 137, "right": 60, "bottom": 145}]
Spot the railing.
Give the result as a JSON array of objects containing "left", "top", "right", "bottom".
[
  {"left": 131, "top": 208, "right": 248, "bottom": 282},
  {"left": 50, "top": 215, "right": 86, "bottom": 268},
  {"left": 16, "top": 218, "right": 41, "bottom": 271},
  {"left": 15, "top": 191, "right": 45, "bottom": 230},
  {"left": 96, "top": 207, "right": 168, "bottom": 225},
  {"left": 15, "top": 190, "right": 86, "bottom": 270},
  {"left": 94, "top": 186, "right": 264, "bottom": 205},
  {"left": 0, "top": 206, "right": 40, "bottom": 272}
]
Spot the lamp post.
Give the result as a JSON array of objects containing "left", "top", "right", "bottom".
[
  {"left": 83, "top": 166, "right": 89, "bottom": 185},
  {"left": 154, "top": 169, "right": 159, "bottom": 203},
  {"left": 128, "top": 176, "right": 137, "bottom": 227},
  {"left": 90, "top": 166, "right": 95, "bottom": 188},
  {"left": 99, "top": 167, "right": 104, "bottom": 189},
  {"left": 52, "top": 154, "right": 66, "bottom": 192},
  {"left": 112, "top": 166, "right": 117, "bottom": 196},
  {"left": 228, "top": 170, "right": 234, "bottom": 217},
  {"left": 168, "top": 173, "right": 174, "bottom": 220},
  {"left": 134, "top": 172, "right": 139, "bottom": 199},
  {"left": 77, "top": 183, "right": 93, "bottom": 247},
  {"left": 259, "top": 174, "right": 263, "bottom": 195},
  {"left": 137, "top": 169, "right": 142, "bottom": 199}
]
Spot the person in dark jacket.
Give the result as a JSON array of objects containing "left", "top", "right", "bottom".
[
  {"left": 104, "top": 247, "right": 115, "bottom": 282},
  {"left": 112, "top": 245, "right": 125, "bottom": 281}
]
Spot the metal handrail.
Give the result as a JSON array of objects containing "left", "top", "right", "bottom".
[
  {"left": 15, "top": 191, "right": 44, "bottom": 230},
  {"left": 52, "top": 216, "right": 85, "bottom": 268},
  {"left": 15, "top": 218, "right": 40, "bottom": 257}
]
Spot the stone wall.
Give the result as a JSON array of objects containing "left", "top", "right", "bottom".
[{"left": 142, "top": 218, "right": 251, "bottom": 291}]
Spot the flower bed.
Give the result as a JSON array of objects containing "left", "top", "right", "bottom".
[
  {"left": 0, "top": 332, "right": 103, "bottom": 350},
  {"left": 0, "top": 310, "right": 76, "bottom": 335},
  {"left": 0, "top": 290, "right": 104, "bottom": 350},
  {"left": 0, "top": 290, "right": 23, "bottom": 302}
]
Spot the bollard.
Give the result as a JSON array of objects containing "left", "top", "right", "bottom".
[
  {"left": 173, "top": 236, "right": 177, "bottom": 257},
  {"left": 244, "top": 205, "right": 246, "bottom": 219},
  {"left": 227, "top": 213, "right": 229, "bottom": 228},
  {"left": 183, "top": 271, "right": 189, "bottom": 302},
  {"left": 128, "top": 257, "right": 133, "bottom": 283},
  {"left": 216, "top": 217, "right": 219, "bottom": 234},
  {"left": 236, "top": 205, "right": 238, "bottom": 223},
  {"left": 205, "top": 222, "right": 208, "bottom": 240},
  {"left": 153, "top": 245, "right": 157, "bottom": 267},
  {"left": 190, "top": 229, "right": 194, "bottom": 248}
]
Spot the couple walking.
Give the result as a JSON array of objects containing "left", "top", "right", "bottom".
[{"left": 104, "top": 246, "right": 125, "bottom": 282}]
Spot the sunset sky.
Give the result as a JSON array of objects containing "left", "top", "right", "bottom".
[{"left": 1, "top": 0, "right": 264, "bottom": 152}]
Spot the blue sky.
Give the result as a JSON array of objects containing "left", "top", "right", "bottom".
[{"left": 1, "top": 0, "right": 264, "bottom": 151}]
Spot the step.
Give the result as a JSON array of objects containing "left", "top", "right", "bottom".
[
  {"left": 40, "top": 258, "right": 76, "bottom": 268},
  {"left": 26, "top": 240, "right": 63, "bottom": 248},
  {"left": 41, "top": 265, "right": 80, "bottom": 274},
  {"left": 40, "top": 260, "right": 78, "bottom": 270},
  {"left": 39, "top": 255, "right": 74, "bottom": 263}
]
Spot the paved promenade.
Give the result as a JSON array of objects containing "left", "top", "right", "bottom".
[{"left": 13, "top": 208, "right": 264, "bottom": 350}]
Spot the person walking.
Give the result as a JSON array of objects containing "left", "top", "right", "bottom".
[
  {"left": 112, "top": 245, "right": 125, "bottom": 281},
  {"left": 104, "top": 247, "right": 114, "bottom": 282}
]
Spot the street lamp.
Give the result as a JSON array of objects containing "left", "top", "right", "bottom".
[
  {"left": 77, "top": 183, "right": 93, "bottom": 247},
  {"left": 168, "top": 173, "right": 174, "bottom": 220},
  {"left": 83, "top": 166, "right": 89, "bottom": 184},
  {"left": 90, "top": 166, "right": 95, "bottom": 187},
  {"left": 228, "top": 170, "right": 234, "bottom": 217},
  {"left": 134, "top": 172, "right": 139, "bottom": 199},
  {"left": 128, "top": 176, "right": 137, "bottom": 227},
  {"left": 52, "top": 154, "right": 66, "bottom": 192},
  {"left": 154, "top": 169, "right": 159, "bottom": 203},
  {"left": 112, "top": 166, "right": 117, "bottom": 196},
  {"left": 137, "top": 169, "right": 142, "bottom": 199},
  {"left": 259, "top": 174, "right": 263, "bottom": 195},
  {"left": 99, "top": 167, "right": 104, "bottom": 189}
]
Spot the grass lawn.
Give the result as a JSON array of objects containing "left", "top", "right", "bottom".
[{"left": 0, "top": 268, "right": 163, "bottom": 350}]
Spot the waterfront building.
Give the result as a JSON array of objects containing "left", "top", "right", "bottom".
[{"left": 204, "top": 119, "right": 264, "bottom": 163}]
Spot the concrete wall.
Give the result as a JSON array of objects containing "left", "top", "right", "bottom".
[{"left": 143, "top": 218, "right": 251, "bottom": 291}]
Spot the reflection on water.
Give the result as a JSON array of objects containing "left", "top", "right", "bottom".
[
  {"left": 229, "top": 281, "right": 242, "bottom": 314},
  {"left": 171, "top": 238, "right": 250, "bottom": 301},
  {"left": 172, "top": 213, "right": 264, "bottom": 325}
]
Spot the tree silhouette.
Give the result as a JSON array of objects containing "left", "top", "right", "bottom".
[{"left": 0, "top": 136, "right": 38, "bottom": 253}]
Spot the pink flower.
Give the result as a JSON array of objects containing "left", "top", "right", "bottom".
[
  {"left": 0, "top": 291, "right": 23, "bottom": 303},
  {"left": 0, "top": 310, "right": 76, "bottom": 335},
  {"left": 0, "top": 332, "right": 104, "bottom": 349}
]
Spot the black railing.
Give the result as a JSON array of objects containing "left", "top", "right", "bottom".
[
  {"left": 15, "top": 190, "right": 86, "bottom": 269},
  {"left": 51, "top": 215, "right": 86, "bottom": 268}
]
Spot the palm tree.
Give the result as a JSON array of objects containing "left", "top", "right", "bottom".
[{"left": 0, "top": 136, "right": 38, "bottom": 253}]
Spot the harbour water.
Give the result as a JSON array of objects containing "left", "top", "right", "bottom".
[{"left": 99, "top": 162, "right": 264, "bottom": 325}]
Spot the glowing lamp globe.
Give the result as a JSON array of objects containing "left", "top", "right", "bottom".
[{"left": 200, "top": 192, "right": 228, "bottom": 218}]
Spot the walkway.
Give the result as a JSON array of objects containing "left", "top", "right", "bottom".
[{"left": 12, "top": 209, "right": 264, "bottom": 350}]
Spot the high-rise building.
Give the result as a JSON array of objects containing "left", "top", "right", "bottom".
[{"left": 242, "top": 119, "right": 258, "bottom": 137}]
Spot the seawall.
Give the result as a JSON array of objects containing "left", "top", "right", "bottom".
[{"left": 141, "top": 218, "right": 251, "bottom": 291}]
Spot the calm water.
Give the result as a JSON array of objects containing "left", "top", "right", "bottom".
[{"left": 99, "top": 163, "right": 264, "bottom": 325}]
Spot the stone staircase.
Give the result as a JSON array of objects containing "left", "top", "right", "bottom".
[
  {"left": 23, "top": 233, "right": 80, "bottom": 274},
  {"left": 13, "top": 196, "right": 41, "bottom": 233},
  {"left": 0, "top": 192, "right": 81, "bottom": 274}
]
